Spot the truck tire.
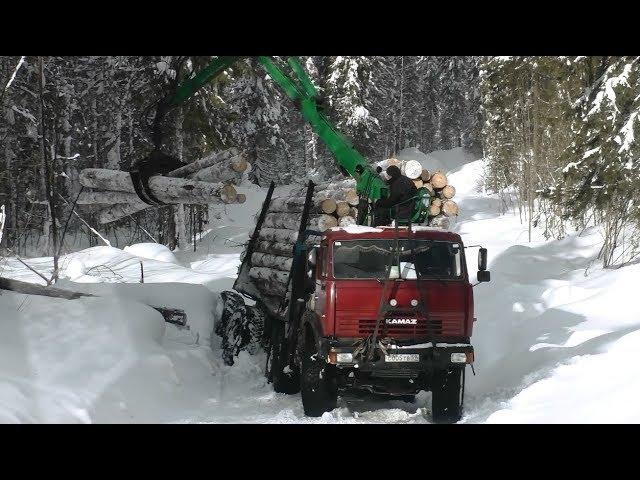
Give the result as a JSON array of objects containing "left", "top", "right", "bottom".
[
  {"left": 267, "top": 321, "right": 300, "bottom": 395},
  {"left": 301, "top": 327, "right": 337, "bottom": 417},
  {"left": 431, "top": 367, "right": 464, "bottom": 424}
]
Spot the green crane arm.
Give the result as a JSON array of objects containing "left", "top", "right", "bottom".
[{"left": 162, "top": 56, "right": 389, "bottom": 204}]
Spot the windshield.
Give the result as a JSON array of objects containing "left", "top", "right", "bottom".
[{"left": 332, "top": 239, "right": 462, "bottom": 280}]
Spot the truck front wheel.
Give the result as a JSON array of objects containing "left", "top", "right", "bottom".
[
  {"left": 431, "top": 367, "right": 464, "bottom": 424},
  {"left": 301, "top": 328, "right": 337, "bottom": 417}
]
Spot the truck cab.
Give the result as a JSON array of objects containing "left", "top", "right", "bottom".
[{"left": 296, "top": 225, "right": 489, "bottom": 422}]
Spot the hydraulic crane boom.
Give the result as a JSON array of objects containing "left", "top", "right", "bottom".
[{"left": 149, "top": 56, "right": 427, "bottom": 224}]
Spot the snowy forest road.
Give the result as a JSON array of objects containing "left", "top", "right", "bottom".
[{"left": 2, "top": 147, "right": 640, "bottom": 423}]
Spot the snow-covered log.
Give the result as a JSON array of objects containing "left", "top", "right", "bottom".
[
  {"left": 268, "top": 197, "right": 307, "bottom": 213},
  {"left": 262, "top": 213, "right": 337, "bottom": 231},
  {"left": 0, "top": 277, "right": 187, "bottom": 324},
  {"left": 168, "top": 147, "right": 240, "bottom": 178},
  {"left": 258, "top": 227, "right": 299, "bottom": 244},
  {"left": 96, "top": 203, "right": 148, "bottom": 224},
  {"left": 76, "top": 191, "right": 144, "bottom": 205},
  {"left": 249, "top": 266, "right": 289, "bottom": 285},
  {"left": 251, "top": 278, "right": 288, "bottom": 298},
  {"left": 79, "top": 169, "right": 238, "bottom": 205},
  {"left": 430, "top": 214, "right": 451, "bottom": 229},
  {"left": 251, "top": 252, "right": 293, "bottom": 272},
  {"left": 254, "top": 241, "right": 295, "bottom": 257},
  {"left": 402, "top": 160, "right": 423, "bottom": 179},
  {"left": 188, "top": 154, "right": 247, "bottom": 184},
  {"left": 338, "top": 215, "right": 356, "bottom": 227}
]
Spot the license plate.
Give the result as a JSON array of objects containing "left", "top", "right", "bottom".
[{"left": 385, "top": 353, "right": 420, "bottom": 363}]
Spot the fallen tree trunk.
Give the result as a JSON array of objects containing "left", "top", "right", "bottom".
[
  {"left": 79, "top": 169, "right": 238, "bottom": 205},
  {"left": 0, "top": 277, "right": 187, "bottom": 325}
]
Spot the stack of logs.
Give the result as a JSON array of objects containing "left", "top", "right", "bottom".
[
  {"left": 246, "top": 160, "right": 460, "bottom": 297},
  {"left": 75, "top": 148, "right": 249, "bottom": 224},
  {"left": 247, "top": 179, "right": 360, "bottom": 298},
  {"left": 377, "top": 157, "right": 459, "bottom": 228}
]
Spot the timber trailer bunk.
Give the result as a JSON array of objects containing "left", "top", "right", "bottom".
[{"left": 228, "top": 180, "right": 491, "bottom": 423}]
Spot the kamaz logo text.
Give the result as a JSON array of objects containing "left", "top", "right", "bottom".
[{"left": 386, "top": 318, "right": 418, "bottom": 325}]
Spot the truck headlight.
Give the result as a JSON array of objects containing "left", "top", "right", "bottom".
[
  {"left": 451, "top": 353, "right": 468, "bottom": 363},
  {"left": 337, "top": 353, "right": 353, "bottom": 363}
]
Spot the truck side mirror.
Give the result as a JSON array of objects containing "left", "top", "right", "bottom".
[
  {"left": 478, "top": 248, "right": 488, "bottom": 271},
  {"left": 477, "top": 270, "right": 491, "bottom": 283}
]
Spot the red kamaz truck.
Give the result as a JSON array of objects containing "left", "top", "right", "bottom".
[{"left": 230, "top": 183, "right": 490, "bottom": 423}]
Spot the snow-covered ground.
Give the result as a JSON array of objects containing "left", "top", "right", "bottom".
[{"left": 2, "top": 147, "right": 639, "bottom": 423}]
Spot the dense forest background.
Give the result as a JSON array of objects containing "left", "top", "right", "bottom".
[{"left": 0, "top": 56, "right": 638, "bottom": 267}]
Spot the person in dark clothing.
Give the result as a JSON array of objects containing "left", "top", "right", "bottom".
[{"left": 373, "top": 165, "right": 417, "bottom": 226}]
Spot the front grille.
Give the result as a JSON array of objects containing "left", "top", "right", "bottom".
[{"left": 358, "top": 318, "right": 443, "bottom": 337}]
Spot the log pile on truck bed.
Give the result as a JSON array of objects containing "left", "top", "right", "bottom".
[
  {"left": 376, "top": 157, "right": 459, "bottom": 228},
  {"left": 240, "top": 181, "right": 357, "bottom": 311},
  {"left": 236, "top": 156, "right": 461, "bottom": 315},
  {"left": 76, "top": 148, "right": 249, "bottom": 224}
]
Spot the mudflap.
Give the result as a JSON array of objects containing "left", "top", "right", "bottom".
[{"left": 266, "top": 318, "right": 300, "bottom": 394}]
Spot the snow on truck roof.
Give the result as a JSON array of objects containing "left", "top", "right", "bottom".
[{"left": 325, "top": 225, "right": 461, "bottom": 242}]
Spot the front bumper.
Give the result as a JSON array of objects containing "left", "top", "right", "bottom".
[
  {"left": 322, "top": 338, "right": 474, "bottom": 372},
  {"left": 319, "top": 338, "right": 474, "bottom": 396}
]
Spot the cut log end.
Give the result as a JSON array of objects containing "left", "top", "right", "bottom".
[
  {"left": 230, "top": 156, "right": 248, "bottom": 173},
  {"left": 336, "top": 201, "right": 351, "bottom": 218},
  {"left": 442, "top": 200, "right": 459, "bottom": 217},
  {"left": 441, "top": 185, "right": 456, "bottom": 199},
  {"left": 403, "top": 160, "right": 423, "bottom": 179},
  {"left": 219, "top": 184, "right": 238, "bottom": 203},
  {"left": 430, "top": 171, "right": 448, "bottom": 189},
  {"left": 320, "top": 198, "right": 337, "bottom": 214}
]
